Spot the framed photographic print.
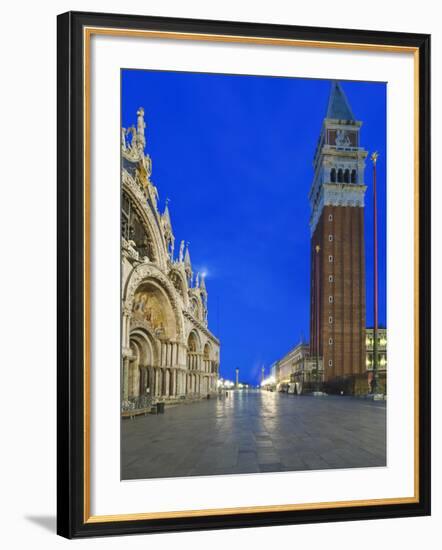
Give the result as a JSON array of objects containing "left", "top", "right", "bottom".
[{"left": 57, "top": 11, "right": 431, "bottom": 538}]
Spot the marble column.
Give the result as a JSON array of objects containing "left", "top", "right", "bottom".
[
  {"left": 122, "top": 357, "right": 129, "bottom": 401},
  {"left": 122, "top": 313, "right": 130, "bottom": 349},
  {"left": 139, "top": 366, "right": 144, "bottom": 395},
  {"left": 171, "top": 369, "right": 176, "bottom": 397},
  {"left": 165, "top": 370, "right": 170, "bottom": 397},
  {"left": 155, "top": 369, "right": 160, "bottom": 397},
  {"left": 162, "top": 343, "right": 167, "bottom": 367},
  {"left": 148, "top": 366, "right": 154, "bottom": 396}
]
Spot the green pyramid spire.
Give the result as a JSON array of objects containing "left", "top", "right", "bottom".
[{"left": 326, "top": 81, "right": 355, "bottom": 121}]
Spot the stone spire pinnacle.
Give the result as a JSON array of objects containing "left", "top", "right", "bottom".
[
  {"left": 136, "top": 107, "right": 146, "bottom": 148},
  {"left": 184, "top": 243, "right": 192, "bottom": 284},
  {"left": 326, "top": 81, "right": 355, "bottom": 121},
  {"left": 200, "top": 273, "right": 207, "bottom": 293},
  {"left": 162, "top": 198, "right": 171, "bottom": 224},
  {"left": 179, "top": 240, "right": 185, "bottom": 262},
  {"left": 184, "top": 242, "right": 191, "bottom": 267}
]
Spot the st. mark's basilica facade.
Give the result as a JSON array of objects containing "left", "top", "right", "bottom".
[{"left": 121, "top": 108, "right": 220, "bottom": 410}]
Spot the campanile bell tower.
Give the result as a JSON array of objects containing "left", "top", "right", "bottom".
[{"left": 309, "top": 81, "right": 368, "bottom": 394}]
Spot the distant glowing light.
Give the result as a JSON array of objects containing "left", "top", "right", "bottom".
[{"left": 261, "top": 376, "right": 276, "bottom": 387}]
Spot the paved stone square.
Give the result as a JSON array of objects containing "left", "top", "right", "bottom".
[{"left": 121, "top": 390, "right": 386, "bottom": 480}]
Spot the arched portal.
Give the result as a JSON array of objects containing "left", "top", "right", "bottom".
[
  {"left": 187, "top": 331, "right": 201, "bottom": 393},
  {"left": 203, "top": 342, "right": 212, "bottom": 374},
  {"left": 128, "top": 328, "right": 157, "bottom": 399},
  {"left": 203, "top": 342, "right": 211, "bottom": 358},
  {"left": 188, "top": 332, "right": 198, "bottom": 351},
  {"left": 127, "top": 341, "right": 141, "bottom": 400}
]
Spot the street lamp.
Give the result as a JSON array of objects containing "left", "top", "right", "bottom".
[{"left": 370, "top": 151, "right": 379, "bottom": 395}]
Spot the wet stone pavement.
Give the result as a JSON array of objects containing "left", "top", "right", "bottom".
[{"left": 121, "top": 390, "right": 386, "bottom": 480}]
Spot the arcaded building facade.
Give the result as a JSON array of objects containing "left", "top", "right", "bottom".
[
  {"left": 121, "top": 108, "right": 220, "bottom": 408},
  {"left": 274, "top": 342, "right": 318, "bottom": 394}
]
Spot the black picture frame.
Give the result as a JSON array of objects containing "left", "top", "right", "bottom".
[{"left": 57, "top": 10, "right": 431, "bottom": 539}]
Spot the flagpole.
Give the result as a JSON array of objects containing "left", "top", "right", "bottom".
[{"left": 370, "top": 151, "right": 379, "bottom": 394}]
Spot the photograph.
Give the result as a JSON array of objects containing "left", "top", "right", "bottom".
[
  {"left": 54, "top": 8, "right": 430, "bottom": 538},
  {"left": 120, "top": 70, "right": 387, "bottom": 481},
  {"left": 0, "top": 0, "right": 435, "bottom": 543}
]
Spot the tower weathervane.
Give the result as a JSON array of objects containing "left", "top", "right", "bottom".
[{"left": 371, "top": 151, "right": 379, "bottom": 164}]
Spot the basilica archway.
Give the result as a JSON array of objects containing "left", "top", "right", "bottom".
[
  {"left": 128, "top": 328, "right": 157, "bottom": 399},
  {"left": 123, "top": 264, "right": 186, "bottom": 342},
  {"left": 186, "top": 331, "right": 202, "bottom": 394},
  {"left": 132, "top": 280, "right": 178, "bottom": 341},
  {"left": 124, "top": 277, "right": 183, "bottom": 401}
]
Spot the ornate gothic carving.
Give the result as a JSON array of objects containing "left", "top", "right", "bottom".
[{"left": 121, "top": 108, "right": 220, "bottom": 403}]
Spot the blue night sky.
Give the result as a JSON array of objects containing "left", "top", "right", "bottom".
[{"left": 122, "top": 70, "right": 386, "bottom": 385}]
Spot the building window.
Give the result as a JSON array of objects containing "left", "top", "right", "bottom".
[
  {"left": 328, "top": 255, "right": 333, "bottom": 263},
  {"left": 328, "top": 338, "right": 333, "bottom": 345},
  {"left": 351, "top": 169, "right": 357, "bottom": 183},
  {"left": 328, "top": 234, "right": 333, "bottom": 242},
  {"left": 328, "top": 316, "right": 333, "bottom": 324},
  {"left": 328, "top": 213, "right": 333, "bottom": 222},
  {"left": 337, "top": 169, "right": 343, "bottom": 183},
  {"left": 328, "top": 359, "right": 333, "bottom": 367},
  {"left": 328, "top": 275, "right": 334, "bottom": 283},
  {"left": 344, "top": 169, "right": 350, "bottom": 183},
  {"left": 330, "top": 168, "right": 336, "bottom": 183},
  {"left": 328, "top": 296, "right": 333, "bottom": 303}
]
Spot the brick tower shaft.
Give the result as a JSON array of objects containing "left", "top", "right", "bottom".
[{"left": 309, "top": 81, "right": 368, "bottom": 394}]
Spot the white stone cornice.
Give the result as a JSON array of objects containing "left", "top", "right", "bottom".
[{"left": 310, "top": 183, "right": 367, "bottom": 235}]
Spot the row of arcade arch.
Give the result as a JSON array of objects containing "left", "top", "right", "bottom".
[
  {"left": 330, "top": 168, "right": 357, "bottom": 184},
  {"left": 122, "top": 277, "right": 219, "bottom": 403}
]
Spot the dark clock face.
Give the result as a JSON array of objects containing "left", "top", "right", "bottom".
[{"left": 327, "top": 129, "right": 358, "bottom": 147}]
